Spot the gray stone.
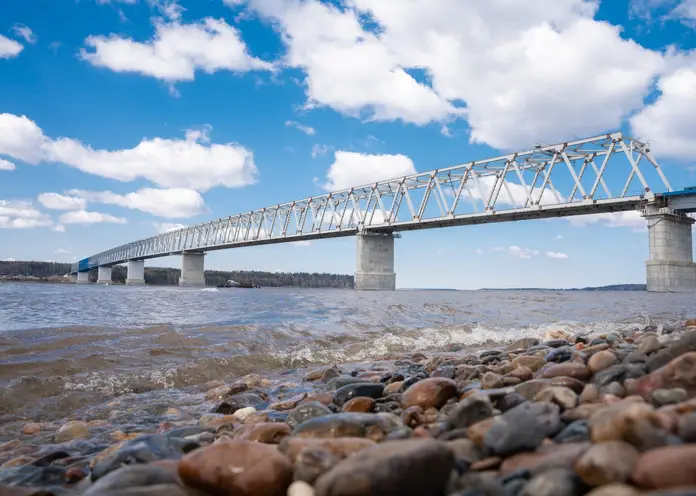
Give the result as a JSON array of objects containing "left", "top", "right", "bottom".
[
  {"left": 83, "top": 465, "right": 180, "bottom": 495},
  {"left": 332, "top": 383, "right": 384, "bottom": 407},
  {"left": 445, "top": 394, "right": 493, "bottom": 430},
  {"left": 521, "top": 468, "right": 584, "bottom": 496},
  {"left": 286, "top": 402, "right": 333, "bottom": 429},
  {"left": 483, "top": 401, "right": 562, "bottom": 457}
]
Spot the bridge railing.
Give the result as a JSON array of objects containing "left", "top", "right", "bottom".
[{"left": 84, "top": 132, "right": 671, "bottom": 268}]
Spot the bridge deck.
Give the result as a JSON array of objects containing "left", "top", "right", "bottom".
[{"left": 74, "top": 132, "right": 672, "bottom": 272}]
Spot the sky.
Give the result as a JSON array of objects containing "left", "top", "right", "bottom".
[{"left": 1, "top": 0, "right": 696, "bottom": 289}]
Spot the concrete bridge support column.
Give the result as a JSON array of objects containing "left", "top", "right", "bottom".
[
  {"left": 355, "top": 233, "right": 396, "bottom": 291},
  {"left": 97, "top": 266, "right": 112, "bottom": 284},
  {"left": 179, "top": 252, "right": 205, "bottom": 287},
  {"left": 70, "top": 273, "right": 77, "bottom": 283},
  {"left": 644, "top": 211, "right": 696, "bottom": 292},
  {"left": 76, "top": 271, "right": 90, "bottom": 284},
  {"left": 126, "top": 260, "right": 145, "bottom": 285}
]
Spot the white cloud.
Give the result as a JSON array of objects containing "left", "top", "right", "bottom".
[
  {"left": 235, "top": 0, "right": 663, "bottom": 149},
  {"left": 555, "top": 234, "right": 563, "bottom": 240},
  {"left": 323, "top": 151, "right": 416, "bottom": 191},
  {"left": 12, "top": 24, "right": 36, "bottom": 44},
  {"left": 52, "top": 225, "right": 66, "bottom": 232},
  {"left": 285, "top": 120, "right": 316, "bottom": 135},
  {"left": 38, "top": 193, "right": 87, "bottom": 211},
  {"left": 568, "top": 210, "right": 647, "bottom": 231},
  {"left": 311, "top": 144, "right": 330, "bottom": 158},
  {"left": 0, "top": 35, "right": 23, "bottom": 59},
  {"left": 2, "top": 258, "right": 16, "bottom": 262},
  {"left": 0, "top": 114, "right": 257, "bottom": 191},
  {"left": 507, "top": 246, "right": 540, "bottom": 259},
  {"left": 291, "top": 240, "right": 312, "bottom": 247},
  {"left": 154, "top": 222, "right": 187, "bottom": 233},
  {"left": 630, "top": 57, "right": 696, "bottom": 160},
  {"left": 631, "top": 0, "right": 696, "bottom": 24},
  {"left": 81, "top": 17, "right": 272, "bottom": 83},
  {"left": 68, "top": 188, "right": 207, "bottom": 218},
  {"left": 59, "top": 210, "right": 127, "bottom": 225},
  {"left": 0, "top": 200, "right": 53, "bottom": 229},
  {"left": 546, "top": 251, "right": 569, "bottom": 259},
  {"left": 54, "top": 248, "right": 70, "bottom": 254},
  {"left": 0, "top": 159, "right": 15, "bottom": 170}
]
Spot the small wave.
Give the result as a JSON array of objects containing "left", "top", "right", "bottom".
[{"left": 200, "top": 288, "right": 219, "bottom": 292}]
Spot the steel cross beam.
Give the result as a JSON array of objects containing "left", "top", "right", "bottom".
[{"left": 77, "top": 132, "right": 671, "bottom": 270}]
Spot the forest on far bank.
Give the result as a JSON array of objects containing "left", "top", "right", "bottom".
[{"left": 0, "top": 260, "right": 354, "bottom": 288}]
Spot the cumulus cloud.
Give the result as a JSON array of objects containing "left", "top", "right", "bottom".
[
  {"left": 233, "top": 0, "right": 663, "bottom": 149},
  {"left": 0, "top": 159, "right": 15, "bottom": 170},
  {"left": 631, "top": 56, "right": 696, "bottom": 160},
  {"left": 323, "top": 151, "right": 416, "bottom": 191},
  {"left": 68, "top": 188, "right": 208, "bottom": 218},
  {"left": 154, "top": 222, "right": 187, "bottom": 233},
  {"left": 38, "top": 193, "right": 87, "bottom": 211},
  {"left": 0, "top": 113, "right": 257, "bottom": 191},
  {"left": 0, "top": 200, "right": 53, "bottom": 229},
  {"left": 0, "top": 35, "right": 23, "bottom": 59},
  {"left": 11, "top": 24, "right": 36, "bottom": 44},
  {"left": 567, "top": 210, "right": 647, "bottom": 231},
  {"left": 59, "top": 210, "right": 127, "bottom": 225},
  {"left": 285, "top": 120, "right": 316, "bottom": 135},
  {"left": 81, "top": 16, "right": 272, "bottom": 83},
  {"left": 546, "top": 251, "right": 569, "bottom": 259}
]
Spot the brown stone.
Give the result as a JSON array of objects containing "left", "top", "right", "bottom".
[
  {"left": 583, "top": 343, "right": 611, "bottom": 355},
  {"left": 584, "top": 483, "right": 641, "bottom": 496},
  {"left": 481, "top": 372, "right": 504, "bottom": 390},
  {"left": 538, "top": 362, "right": 590, "bottom": 381},
  {"left": 227, "top": 422, "right": 291, "bottom": 443},
  {"left": 633, "top": 445, "right": 696, "bottom": 489},
  {"left": 499, "top": 442, "right": 590, "bottom": 475},
  {"left": 562, "top": 403, "right": 606, "bottom": 422},
  {"left": 401, "top": 378, "right": 458, "bottom": 410},
  {"left": 383, "top": 382, "right": 403, "bottom": 395},
  {"left": 589, "top": 401, "right": 655, "bottom": 443},
  {"left": 270, "top": 393, "right": 307, "bottom": 411},
  {"left": 178, "top": 440, "right": 292, "bottom": 496},
  {"left": 342, "top": 397, "right": 375, "bottom": 413},
  {"left": 550, "top": 376, "right": 586, "bottom": 393},
  {"left": 588, "top": 351, "right": 618, "bottom": 375},
  {"left": 446, "top": 439, "right": 484, "bottom": 463},
  {"left": 580, "top": 384, "right": 600, "bottom": 404},
  {"left": 466, "top": 417, "right": 499, "bottom": 447},
  {"left": 55, "top": 421, "right": 89, "bottom": 442},
  {"left": 301, "top": 393, "right": 334, "bottom": 406},
  {"left": 629, "top": 352, "right": 696, "bottom": 400},
  {"left": 507, "top": 366, "right": 533, "bottom": 382},
  {"left": 204, "top": 382, "right": 248, "bottom": 400},
  {"left": 638, "top": 335, "right": 661, "bottom": 355},
  {"left": 204, "top": 415, "right": 238, "bottom": 429},
  {"left": 534, "top": 386, "right": 577, "bottom": 410},
  {"left": 1, "top": 456, "right": 34, "bottom": 468},
  {"left": 511, "top": 356, "right": 546, "bottom": 373},
  {"left": 574, "top": 441, "right": 639, "bottom": 486},
  {"left": 21, "top": 423, "right": 40, "bottom": 436},
  {"left": 514, "top": 379, "right": 553, "bottom": 400},
  {"left": 314, "top": 440, "right": 454, "bottom": 496},
  {"left": 279, "top": 437, "right": 377, "bottom": 462}
]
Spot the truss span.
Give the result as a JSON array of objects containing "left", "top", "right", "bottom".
[{"left": 77, "top": 132, "right": 671, "bottom": 270}]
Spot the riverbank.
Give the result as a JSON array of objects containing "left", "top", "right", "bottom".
[{"left": 2, "top": 321, "right": 696, "bottom": 495}]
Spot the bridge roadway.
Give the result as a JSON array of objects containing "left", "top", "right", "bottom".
[{"left": 71, "top": 132, "right": 696, "bottom": 292}]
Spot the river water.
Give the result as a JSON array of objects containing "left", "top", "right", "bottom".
[{"left": 0, "top": 282, "right": 693, "bottom": 429}]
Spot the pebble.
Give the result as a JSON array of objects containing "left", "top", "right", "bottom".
[
  {"left": 574, "top": 441, "right": 639, "bottom": 486},
  {"left": 269, "top": 393, "right": 307, "bottom": 411},
  {"left": 54, "top": 421, "right": 89, "bottom": 442},
  {"left": 401, "top": 378, "right": 458, "bottom": 410},
  {"left": 499, "top": 442, "right": 590, "bottom": 475},
  {"left": 534, "top": 386, "right": 578, "bottom": 410},
  {"left": 506, "top": 337, "right": 540, "bottom": 351},
  {"left": 445, "top": 394, "right": 493, "bottom": 430},
  {"left": 632, "top": 445, "right": 696, "bottom": 489},
  {"left": 589, "top": 401, "right": 655, "bottom": 443},
  {"left": 294, "top": 447, "right": 340, "bottom": 483},
  {"left": 483, "top": 401, "right": 562, "bottom": 456},
  {"left": 292, "top": 413, "right": 391, "bottom": 440},
  {"left": 226, "top": 422, "right": 291, "bottom": 443},
  {"left": 588, "top": 351, "right": 618, "bottom": 375},
  {"left": 279, "top": 437, "right": 377, "bottom": 462},
  {"left": 521, "top": 468, "right": 584, "bottom": 496},
  {"left": 652, "top": 388, "right": 688, "bottom": 407},
  {"left": 512, "top": 356, "right": 547, "bottom": 373},
  {"left": 481, "top": 372, "right": 504, "bottom": 389},
  {"left": 83, "top": 464, "right": 180, "bottom": 495},
  {"left": 314, "top": 439, "right": 454, "bottom": 496},
  {"left": 288, "top": 480, "right": 316, "bottom": 496},
  {"left": 22, "top": 424, "right": 40, "bottom": 436},
  {"left": 178, "top": 440, "right": 293, "bottom": 496},
  {"left": 342, "top": 397, "right": 375, "bottom": 413},
  {"left": 333, "top": 384, "right": 384, "bottom": 407},
  {"left": 538, "top": 362, "right": 590, "bottom": 381},
  {"left": 286, "top": 403, "right": 333, "bottom": 429}
]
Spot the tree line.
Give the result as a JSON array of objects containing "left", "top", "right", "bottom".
[{"left": 0, "top": 260, "right": 354, "bottom": 289}]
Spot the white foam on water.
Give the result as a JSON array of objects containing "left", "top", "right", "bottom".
[{"left": 200, "top": 288, "right": 218, "bottom": 292}]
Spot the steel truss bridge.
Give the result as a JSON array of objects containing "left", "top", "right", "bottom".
[{"left": 74, "top": 132, "right": 674, "bottom": 273}]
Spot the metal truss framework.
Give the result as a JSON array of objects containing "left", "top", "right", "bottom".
[{"left": 77, "top": 132, "right": 672, "bottom": 270}]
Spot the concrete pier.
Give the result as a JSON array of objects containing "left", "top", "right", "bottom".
[
  {"left": 76, "top": 271, "right": 90, "bottom": 284},
  {"left": 179, "top": 252, "right": 205, "bottom": 287},
  {"left": 70, "top": 273, "right": 77, "bottom": 283},
  {"left": 355, "top": 233, "right": 396, "bottom": 291},
  {"left": 126, "top": 260, "right": 145, "bottom": 285},
  {"left": 644, "top": 210, "right": 696, "bottom": 292},
  {"left": 97, "top": 266, "right": 112, "bottom": 284}
]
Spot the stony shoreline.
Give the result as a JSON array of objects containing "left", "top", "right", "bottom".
[{"left": 3, "top": 321, "right": 696, "bottom": 495}]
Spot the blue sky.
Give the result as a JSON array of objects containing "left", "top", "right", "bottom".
[{"left": 1, "top": 0, "right": 696, "bottom": 289}]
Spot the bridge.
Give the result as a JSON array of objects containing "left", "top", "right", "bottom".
[{"left": 71, "top": 132, "right": 696, "bottom": 292}]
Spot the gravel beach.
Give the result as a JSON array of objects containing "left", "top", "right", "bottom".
[{"left": 3, "top": 321, "right": 696, "bottom": 495}]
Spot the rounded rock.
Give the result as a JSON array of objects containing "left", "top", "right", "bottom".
[
  {"left": 534, "top": 386, "right": 577, "bottom": 410},
  {"left": 401, "top": 378, "right": 457, "bottom": 410},
  {"left": 22, "top": 423, "right": 40, "bottom": 436},
  {"left": 342, "top": 397, "right": 375, "bottom": 413},
  {"left": 538, "top": 362, "right": 590, "bottom": 381},
  {"left": 588, "top": 351, "right": 618, "bottom": 375},
  {"left": 288, "top": 480, "right": 316, "bottom": 496},
  {"left": 55, "top": 421, "right": 89, "bottom": 442},
  {"left": 574, "top": 441, "right": 639, "bottom": 486},
  {"left": 178, "top": 440, "right": 292, "bottom": 496},
  {"left": 632, "top": 445, "right": 696, "bottom": 489}
]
